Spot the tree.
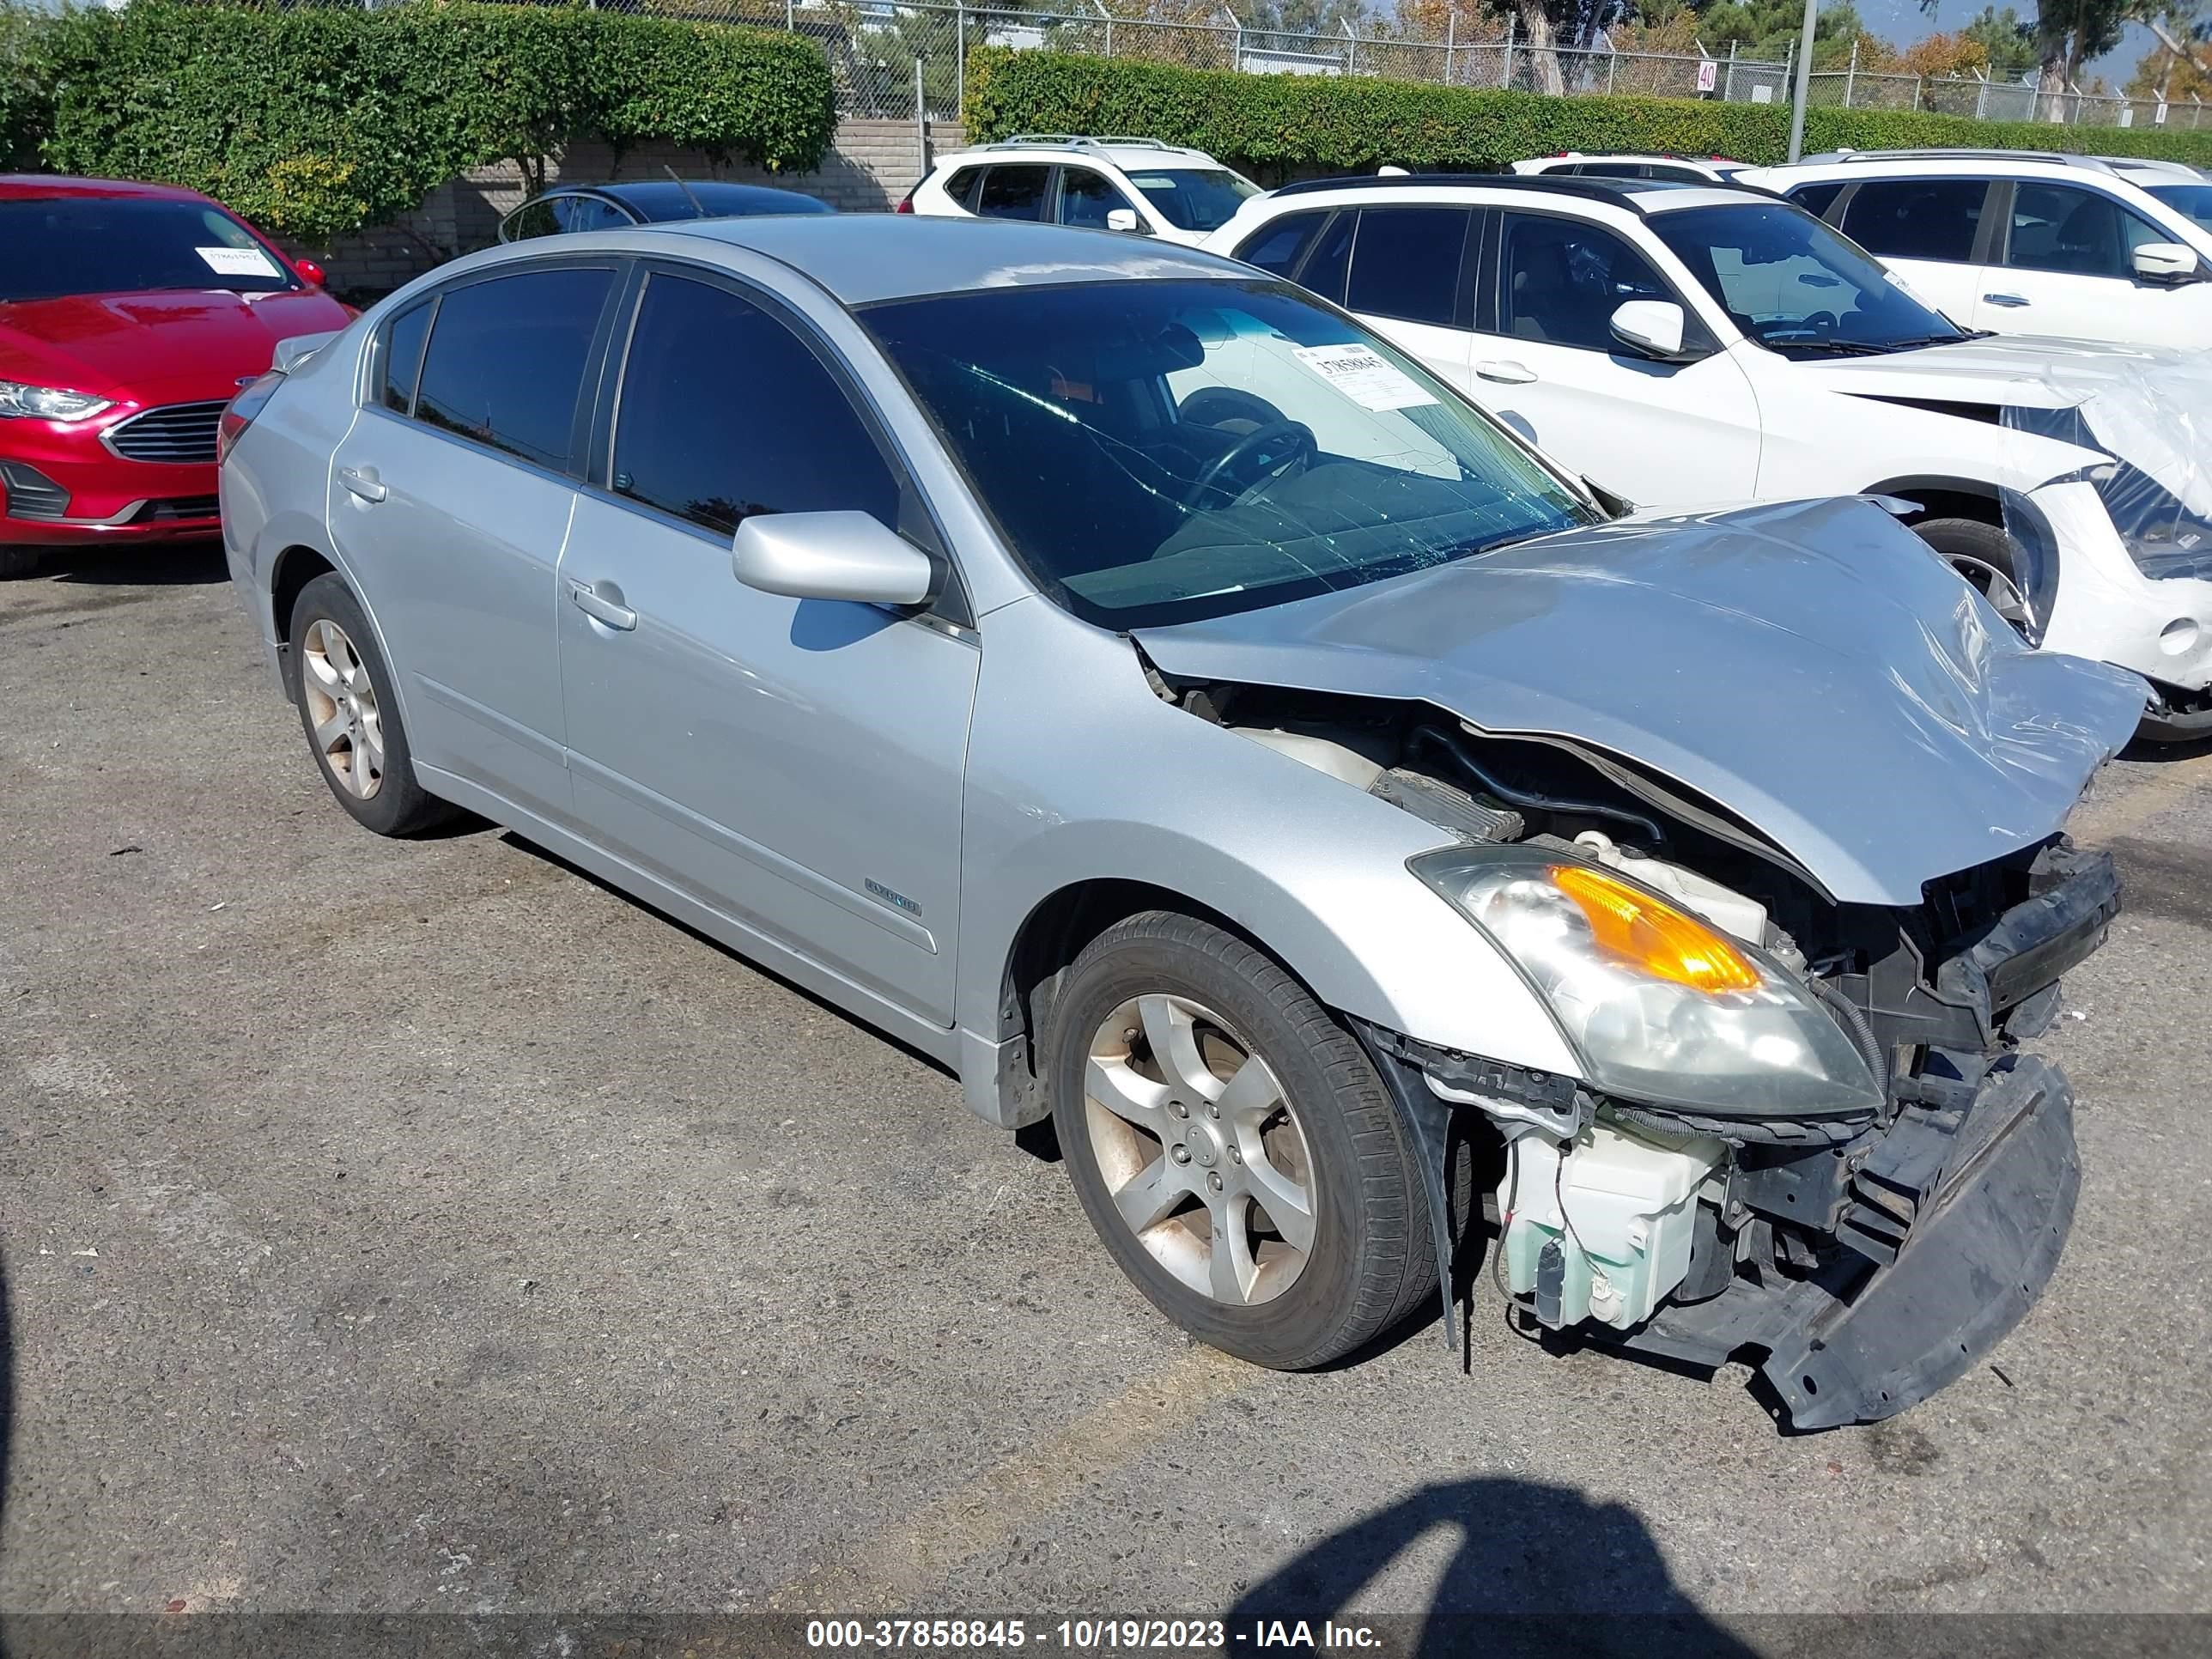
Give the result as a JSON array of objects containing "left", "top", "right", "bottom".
[
  {"left": 1694, "top": 0, "right": 1875, "bottom": 64},
  {"left": 2030, "top": 0, "right": 2147, "bottom": 114},
  {"left": 1959, "top": 6, "right": 2040, "bottom": 79},
  {"left": 2127, "top": 37, "right": 2212, "bottom": 97}
]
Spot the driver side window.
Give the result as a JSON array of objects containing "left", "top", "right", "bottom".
[
  {"left": 1492, "top": 213, "right": 1671, "bottom": 352},
  {"left": 2005, "top": 183, "right": 2163, "bottom": 278}
]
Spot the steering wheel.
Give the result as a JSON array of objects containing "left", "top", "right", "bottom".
[
  {"left": 1756, "top": 310, "right": 1840, "bottom": 344},
  {"left": 1182, "top": 419, "right": 1316, "bottom": 508}
]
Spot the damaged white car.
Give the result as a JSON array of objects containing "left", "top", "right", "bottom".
[
  {"left": 220, "top": 218, "right": 2144, "bottom": 1429},
  {"left": 1206, "top": 175, "right": 2212, "bottom": 735}
]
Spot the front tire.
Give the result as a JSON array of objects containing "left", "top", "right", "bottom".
[
  {"left": 1046, "top": 911, "right": 1436, "bottom": 1370},
  {"left": 1916, "top": 517, "right": 2030, "bottom": 634},
  {"left": 285, "top": 573, "right": 454, "bottom": 837},
  {"left": 0, "top": 546, "right": 44, "bottom": 580}
]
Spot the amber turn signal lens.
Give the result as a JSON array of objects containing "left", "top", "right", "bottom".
[{"left": 1549, "top": 864, "right": 1761, "bottom": 994}]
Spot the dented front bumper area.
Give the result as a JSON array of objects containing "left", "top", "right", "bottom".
[
  {"left": 1365, "top": 842, "right": 2113, "bottom": 1431},
  {"left": 1604, "top": 1053, "right": 2080, "bottom": 1431}
]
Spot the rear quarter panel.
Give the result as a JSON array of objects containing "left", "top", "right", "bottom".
[{"left": 220, "top": 319, "right": 367, "bottom": 684}]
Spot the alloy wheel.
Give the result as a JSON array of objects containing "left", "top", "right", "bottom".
[
  {"left": 300, "top": 617, "right": 385, "bottom": 799},
  {"left": 1083, "top": 992, "right": 1317, "bottom": 1306}
]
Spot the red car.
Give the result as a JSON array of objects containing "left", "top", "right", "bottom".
[{"left": 0, "top": 175, "right": 352, "bottom": 578}]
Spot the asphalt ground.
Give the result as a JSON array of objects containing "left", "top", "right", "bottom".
[{"left": 2, "top": 542, "right": 2208, "bottom": 1649}]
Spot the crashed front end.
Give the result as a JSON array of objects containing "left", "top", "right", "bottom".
[
  {"left": 1384, "top": 838, "right": 2112, "bottom": 1431},
  {"left": 1138, "top": 495, "right": 2144, "bottom": 1428}
]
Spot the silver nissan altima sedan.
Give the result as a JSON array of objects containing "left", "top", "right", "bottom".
[{"left": 220, "top": 216, "right": 2144, "bottom": 1427}]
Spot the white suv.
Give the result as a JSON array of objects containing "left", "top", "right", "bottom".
[
  {"left": 1204, "top": 172, "right": 2212, "bottom": 734},
  {"left": 903, "top": 136, "right": 1259, "bottom": 246},
  {"left": 1737, "top": 149, "right": 2212, "bottom": 349}
]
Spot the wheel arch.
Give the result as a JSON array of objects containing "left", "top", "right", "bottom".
[
  {"left": 989, "top": 878, "right": 1261, "bottom": 1129},
  {"left": 964, "top": 830, "right": 1577, "bottom": 1130},
  {"left": 1861, "top": 476, "right": 2003, "bottom": 527},
  {"left": 258, "top": 532, "right": 419, "bottom": 737},
  {"left": 270, "top": 543, "right": 337, "bottom": 655}
]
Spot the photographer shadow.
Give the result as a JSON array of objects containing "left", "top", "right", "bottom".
[{"left": 1228, "top": 1477, "right": 1757, "bottom": 1659}]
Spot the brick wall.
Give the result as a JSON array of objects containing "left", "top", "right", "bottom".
[{"left": 307, "top": 117, "right": 963, "bottom": 298}]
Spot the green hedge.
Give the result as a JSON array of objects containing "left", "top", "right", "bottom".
[
  {"left": 963, "top": 49, "right": 2212, "bottom": 177},
  {"left": 16, "top": 2, "right": 835, "bottom": 246}
]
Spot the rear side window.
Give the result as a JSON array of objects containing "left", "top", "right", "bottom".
[
  {"left": 1787, "top": 181, "right": 1846, "bottom": 220},
  {"left": 1233, "top": 211, "right": 1329, "bottom": 278},
  {"left": 941, "top": 167, "right": 984, "bottom": 210},
  {"left": 1345, "top": 206, "right": 1471, "bottom": 328},
  {"left": 379, "top": 301, "right": 432, "bottom": 416},
  {"left": 1838, "top": 179, "right": 1987, "bottom": 264},
  {"left": 1495, "top": 212, "right": 1672, "bottom": 352},
  {"left": 975, "top": 166, "right": 1052, "bottom": 222},
  {"left": 1577, "top": 162, "right": 1653, "bottom": 179},
  {"left": 413, "top": 266, "right": 613, "bottom": 472},
  {"left": 611, "top": 272, "right": 898, "bottom": 537}
]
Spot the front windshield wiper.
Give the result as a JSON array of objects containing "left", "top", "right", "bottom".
[
  {"left": 1881, "top": 331, "right": 1985, "bottom": 349},
  {"left": 1773, "top": 331, "right": 1976, "bottom": 358},
  {"left": 1771, "top": 337, "right": 1896, "bottom": 356}
]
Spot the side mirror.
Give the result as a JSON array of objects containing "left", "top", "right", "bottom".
[
  {"left": 293, "top": 257, "right": 327, "bottom": 288},
  {"left": 1610, "top": 299, "right": 1692, "bottom": 362},
  {"left": 2132, "top": 241, "right": 2199, "bottom": 283},
  {"left": 1105, "top": 207, "right": 1145, "bottom": 234},
  {"left": 732, "top": 510, "right": 935, "bottom": 607}
]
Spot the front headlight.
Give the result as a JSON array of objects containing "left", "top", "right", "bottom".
[
  {"left": 1413, "top": 848, "right": 1882, "bottom": 1118},
  {"left": 0, "top": 380, "right": 115, "bottom": 422}
]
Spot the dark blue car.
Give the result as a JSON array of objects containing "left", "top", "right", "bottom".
[{"left": 497, "top": 179, "right": 834, "bottom": 242}]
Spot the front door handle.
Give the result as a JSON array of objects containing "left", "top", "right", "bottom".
[
  {"left": 1982, "top": 292, "right": 2031, "bottom": 308},
  {"left": 1475, "top": 359, "right": 1539, "bottom": 384},
  {"left": 568, "top": 577, "right": 636, "bottom": 632},
  {"left": 337, "top": 465, "right": 387, "bottom": 503}
]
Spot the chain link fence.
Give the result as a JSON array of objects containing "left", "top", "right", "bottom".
[{"left": 211, "top": 0, "right": 2212, "bottom": 133}]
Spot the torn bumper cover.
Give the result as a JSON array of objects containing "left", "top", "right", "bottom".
[{"left": 1612, "top": 1054, "right": 2080, "bottom": 1431}]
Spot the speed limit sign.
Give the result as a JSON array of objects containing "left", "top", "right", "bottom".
[{"left": 1697, "top": 58, "right": 1718, "bottom": 92}]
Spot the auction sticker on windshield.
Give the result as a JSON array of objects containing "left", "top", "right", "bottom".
[
  {"left": 197, "top": 245, "right": 281, "bottom": 279},
  {"left": 1291, "top": 343, "right": 1437, "bottom": 411}
]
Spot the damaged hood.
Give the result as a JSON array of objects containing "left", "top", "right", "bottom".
[
  {"left": 1797, "top": 331, "right": 2177, "bottom": 410},
  {"left": 1135, "top": 497, "right": 2146, "bottom": 905}
]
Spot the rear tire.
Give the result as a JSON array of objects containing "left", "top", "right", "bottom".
[
  {"left": 1045, "top": 911, "right": 1436, "bottom": 1370},
  {"left": 1916, "top": 517, "right": 2029, "bottom": 634},
  {"left": 286, "top": 573, "right": 455, "bottom": 837},
  {"left": 0, "top": 546, "right": 44, "bottom": 580}
]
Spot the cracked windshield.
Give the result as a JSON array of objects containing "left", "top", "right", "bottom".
[{"left": 862, "top": 279, "right": 1595, "bottom": 627}]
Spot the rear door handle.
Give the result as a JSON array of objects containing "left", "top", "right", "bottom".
[
  {"left": 1982, "top": 293, "right": 2031, "bottom": 307},
  {"left": 1475, "top": 360, "right": 1539, "bottom": 384},
  {"left": 337, "top": 465, "right": 386, "bottom": 503},
  {"left": 568, "top": 577, "right": 636, "bottom": 632}
]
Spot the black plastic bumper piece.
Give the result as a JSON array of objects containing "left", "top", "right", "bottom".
[
  {"left": 1601, "top": 1053, "right": 2079, "bottom": 1430},
  {"left": 1761, "top": 1054, "right": 2078, "bottom": 1429}
]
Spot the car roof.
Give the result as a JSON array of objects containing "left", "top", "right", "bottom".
[
  {"left": 1773, "top": 149, "right": 2164, "bottom": 183},
  {"left": 1523, "top": 153, "right": 1745, "bottom": 168},
  {"left": 0, "top": 174, "right": 211, "bottom": 204},
  {"left": 939, "top": 136, "right": 1220, "bottom": 168},
  {"left": 654, "top": 214, "right": 1248, "bottom": 305},
  {"left": 1258, "top": 173, "right": 1759, "bottom": 216},
  {"left": 552, "top": 179, "right": 833, "bottom": 219}
]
